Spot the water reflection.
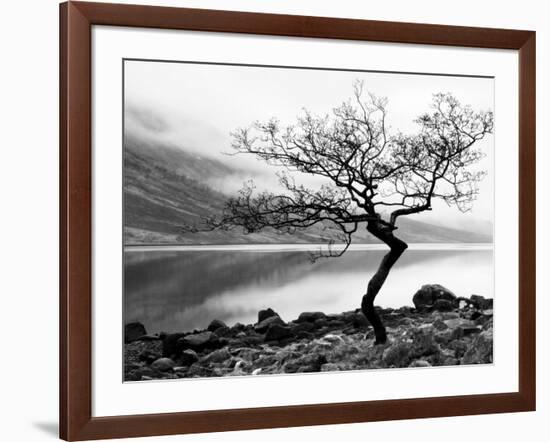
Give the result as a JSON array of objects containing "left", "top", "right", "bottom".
[{"left": 124, "top": 248, "right": 493, "bottom": 334}]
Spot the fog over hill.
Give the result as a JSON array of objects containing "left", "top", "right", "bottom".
[{"left": 123, "top": 132, "right": 493, "bottom": 246}]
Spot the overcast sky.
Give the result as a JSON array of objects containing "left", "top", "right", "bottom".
[{"left": 124, "top": 59, "right": 494, "bottom": 229}]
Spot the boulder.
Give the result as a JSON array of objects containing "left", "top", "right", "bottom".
[
  {"left": 231, "top": 322, "right": 246, "bottom": 332},
  {"left": 432, "top": 299, "right": 455, "bottom": 312},
  {"left": 469, "top": 295, "right": 493, "bottom": 310},
  {"left": 296, "top": 311, "right": 327, "bottom": 323},
  {"left": 290, "top": 321, "right": 315, "bottom": 333},
  {"left": 151, "top": 357, "right": 175, "bottom": 372},
  {"left": 201, "top": 348, "right": 231, "bottom": 364},
  {"left": 178, "top": 331, "right": 219, "bottom": 352},
  {"left": 258, "top": 308, "right": 279, "bottom": 323},
  {"left": 213, "top": 326, "right": 231, "bottom": 337},
  {"left": 352, "top": 312, "right": 369, "bottom": 329},
  {"left": 125, "top": 322, "right": 147, "bottom": 343},
  {"left": 207, "top": 319, "right": 227, "bottom": 332},
  {"left": 179, "top": 349, "right": 199, "bottom": 366},
  {"left": 255, "top": 315, "right": 285, "bottom": 333},
  {"left": 161, "top": 332, "right": 187, "bottom": 358},
  {"left": 412, "top": 284, "right": 457, "bottom": 311},
  {"left": 265, "top": 324, "right": 293, "bottom": 342}
]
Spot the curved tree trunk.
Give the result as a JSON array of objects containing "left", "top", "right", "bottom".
[{"left": 361, "top": 222, "right": 408, "bottom": 344}]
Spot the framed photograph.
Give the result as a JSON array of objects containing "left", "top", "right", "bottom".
[{"left": 60, "top": 1, "right": 536, "bottom": 440}]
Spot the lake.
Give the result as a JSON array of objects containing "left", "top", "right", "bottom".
[{"left": 124, "top": 244, "right": 494, "bottom": 334}]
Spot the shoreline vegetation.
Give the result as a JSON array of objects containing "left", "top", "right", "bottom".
[{"left": 124, "top": 284, "right": 493, "bottom": 381}]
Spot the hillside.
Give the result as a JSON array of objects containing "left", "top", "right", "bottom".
[{"left": 123, "top": 134, "right": 493, "bottom": 245}]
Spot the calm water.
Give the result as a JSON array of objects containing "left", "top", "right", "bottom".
[{"left": 124, "top": 245, "right": 493, "bottom": 334}]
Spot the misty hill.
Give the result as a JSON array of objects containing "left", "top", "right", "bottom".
[{"left": 123, "top": 135, "right": 492, "bottom": 245}]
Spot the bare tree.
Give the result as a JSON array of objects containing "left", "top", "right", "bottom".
[{"left": 188, "top": 81, "right": 493, "bottom": 344}]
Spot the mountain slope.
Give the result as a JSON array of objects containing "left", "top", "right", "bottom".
[{"left": 123, "top": 135, "right": 492, "bottom": 245}]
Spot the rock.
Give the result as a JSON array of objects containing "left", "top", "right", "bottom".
[
  {"left": 258, "top": 308, "right": 279, "bottom": 323},
  {"left": 151, "top": 357, "right": 175, "bottom": 372},
  {"left": 255, "top": 315, "right": 285, "bottom": 333},
  {"left": 314, "top": 317, "right": 328, "bottom": 327},
  {"left": 382, "top": 342, "right": 411, "bottom": 367},
  {"left": 470, "top": 295, "right": 493, "bottom": 310},
  {"left": 283, "top": 354, "right": 327, "bottom": 373},
  {"left": 443, "top": 357, "right": 459, "bottom": 365},
  {"left": 265, "top": 324, "right": 293, "bottom": 341},
  {"left": 448, "top": 339, "right": 469, "bottom": 359},
  {"left": 178, "top": 331, "right": 219, "bottom": 352},
  {"left": 213, "top": 326, "right": 231, "bottom": 337},
  {"left": 290, "top": 321, "right": 315, "bottom": 333},
  {"left": 125, "top": 322, "right": 147, "bottom": 343},
  {"left": 132, "top": 367, "right": 157, "bottom": 379},
  {"left": 187, "top": 363, "right": 212, "bottom": 377},
  {"left": 352, "top": 313, "right": 369, "bottom": 329},
  {"left": 161, "top": 333, "right": 187, "bottom": 358},
  {"left": 125, "top": 370, "right": 142, "bottom": 381},
  {"left": 433, "top": 319, "right": 448, "bottom": 331},
  {"left": 441, "top": 312, "right": 460, "bottom": 320},
  {"left": 296, "top": 311, "right": 327, "bottom": 323},
  {"left": 412, "top": 284, "right": 457, "bottom": 311},
  {"left": 296, "top": 331, "right": 314, "bottom": 340},
  {"left": 207, "top": 319, "right": 227, "bottom": 332},
  {"left": 321, "top": 362, "right": 357, "bottom": 372},
  {"left": 434, "top": 329, "right": 454, "bottom": 344},
  {"left": 231, "top": 322, "right": 246, "bottom": 332},
  {"left": 409, "top": 360, "right": 431, "bottom": 368},
  {"left": 462, "top": 329, "right": 493, "bottom": 364},
  {"left": 322, "top": 334, "right": 345, "bottom": 344},
  {"left": 233, "top": 335, "right": 264, "bottom": 346},
  {"left": 138, "top": 350, "right": 159, "bottom": 364},
  {"left": 179, "top": 349, "right": 199, "bottom": 366},
  {"left": 432, "top": 299, "right": 455, "bottom": 312},
  {"left": 417, "top": 323, "right": 435, "bottom": 333},
  {"left": 450, "top": 327, "right": 465, "bottom": 341},
  {"left": 462, "top": 325, "right": 482, "bottom": 336},
  {"left": 411, "top": 328, "right": 439, "bottom": 358},
  {"left": 443, "top": 318, "right": 476, "bottom": 329},
  {"left": 201, "top": 348, "right": 231, "bottom": 364},
  {"left": 138, "top": 334, "right": 161, "bottom": 341}
]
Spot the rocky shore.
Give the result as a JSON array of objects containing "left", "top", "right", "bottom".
[{"left": 124, "top": 284, "right": 493, "bottom": 381}]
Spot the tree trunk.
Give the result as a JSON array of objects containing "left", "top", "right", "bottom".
[{"left": 361, "top": 222, "right": 408, "bottom": 344}]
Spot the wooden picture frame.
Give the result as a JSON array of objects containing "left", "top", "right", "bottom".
[{"left": 59, "top": 1, "right": 536, "bottom": 440}]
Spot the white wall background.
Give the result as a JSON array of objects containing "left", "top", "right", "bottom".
[{"left": 0, "top": 0, "right": 546, "bottom": 441}]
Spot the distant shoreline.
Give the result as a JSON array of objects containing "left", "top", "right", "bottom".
[{"left": 124, "top": 243, "right": 494, "bottom": 252}]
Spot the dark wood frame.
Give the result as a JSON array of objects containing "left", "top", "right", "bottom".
[{"left": 60, "top": 1, "right": 536, "bottom": 440}]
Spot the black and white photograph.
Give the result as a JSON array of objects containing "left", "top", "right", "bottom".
[{"left": 123, "top": 59, "right": 495, "bottom": 381}]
